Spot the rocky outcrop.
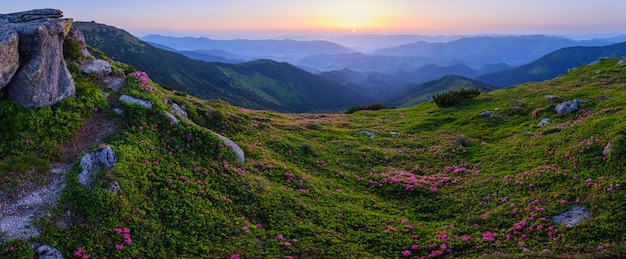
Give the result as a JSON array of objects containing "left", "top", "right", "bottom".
[
  {"left": 78, "top": 146, "right": 117, "bottom": 187},
  {"left": 37, "top": 244, "right": 64, "bottom": 259},
  {"left": 0, "top": 30, "right": 19, "bottom": 89},
  {"left": 171, "top": 103, "right": 188, "bottom": 119},
  {"left": 0, "top": 9, "right": 75, "bottom": 108},
  {"left": 66, "top": 26, "right": 92, "bottom": 59}
]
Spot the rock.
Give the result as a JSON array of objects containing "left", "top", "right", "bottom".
[
  {"left": 390, "top": 131, "right": 400, "bottom": 137},
  {"left": 104, "top": 76, "right": 125, "bottom": 92},
  {"left": 537, "top": 118, "right": 550, "bottom": 127},
  {"left": 478, "top": 110, "right": 492, "bottom": 117},
  {"left": 120, "top": 95, "right": 152, "bottom": 109},
  {"left": 555, "top": 100, "right": 580, "bottom": 114},
  {"left": 165, "top": 112, "right": 178, "bottom": 125},
  {"left": 523, "top": 130, "right": 532, "bottom": 134},
  {"left": 619, "top": 60, "right": 626, "bottom": 66},
  {"left": 0, "top": 29, "right": 19, "bottom": 89},
  {"left": 602, "top": 142, "right": 611, "bottom": 157},
  {"left": 545, "top": 95, "right": 561, "bottom": 102},
  {"left": 552, "top": 206, "right": 591, "bottom": 227},
  {"left": 36, "top": 244, "right": 64, "bottom": 259},
  {"left": 5, "top": 17, "right": 75, "bottom": 108},
  {"left": 171, "top": 102, "right": 188, "bottom": 119},
  {"left": 78, "top": 146, "right": 117, "bottom": 187},
  {"left": 359, "top": 130, "right": 376, "bottom": 139},
  {"left": 80, "top": 59, "right": 111, "bottom": 76},
  {"left": 595, "top": 70, "right": 604, "bottom": 74},
  {"left": 113, "top": 108, "right": 123, "bottom": 114},
  {"left": 0, "top": 9, "right": 63, "bottom": 24},
  {"left": 587, "top": 57, "right": 608, "bottom": 66},
  {"left": 107, "top": 181, "right": 122, "bottom": 195},
  {"left": 66, "top": 26, "right": 92, "bottom": 59},
  {"left": 215, "top": 133, "right": 245, "bottom": 162}
]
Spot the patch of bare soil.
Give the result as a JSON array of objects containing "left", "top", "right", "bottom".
[{"left": 0, "top": 110, "right": 119, "bottom": 240}]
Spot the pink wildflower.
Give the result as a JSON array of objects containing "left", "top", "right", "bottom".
[
  {"left": 284, "top": 242, "right": 291, "bottom": 247},
  {"left": 401, "top": 250, "right": 411, "bottom": 256},
  {"left": 115, "top": 244, "right": 124, "bottom": 250}
]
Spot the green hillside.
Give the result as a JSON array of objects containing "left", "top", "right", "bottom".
[
  {"left": 386, "top": 75, "right": 497, "bottom": 107},
  {"left": 2, "top": 42, "right": 626, "bottom": 258},
  {"left": 73, "top": 22, "right": 373, "bottom": 112}
]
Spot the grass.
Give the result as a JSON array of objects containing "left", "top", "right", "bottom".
[{"left": 2, "top": 58, "right": 626, "bottom": 258}]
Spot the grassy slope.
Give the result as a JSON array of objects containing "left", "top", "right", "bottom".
[{"left": 2, "top": 56, "right": 626, "bottom": 258}]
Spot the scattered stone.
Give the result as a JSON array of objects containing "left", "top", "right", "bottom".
[
  {"left": 359, "top": 130, "right": 376, "bottom": 139},
  {"left": 113, "top": 108, "right": 123, "bottom": 114},
  {"left": 587, "top": 57, "right": 608, "bottom": 66},
  {"left": 595, "top": 70, "right": 604, "bottom": 74},
  {"left": 602, "top": 142, "right": 611, "bottom": 157},
  {"left": 537, "top": 118, "right": 550, "bottom": 127},
  {"left": 215, "top": 133, "right": 245, "bottom": 162},
  {"left": 171, "top": 102, "right": 188, "bottom": 119},
  {"left": 478, "top": 110, "right": 492, "bottom": 117},
  {"left": 165, "top": 112, "right": 178, "bottom": 125},
  {"left": 553, "top": 206, "right": 591, "bottom": 227},
  {"left": 120, "top": 95, "right": 152, "bottom": 109},
  {"left": 390, "top": 131, "right": 400, "bottom": 137},
  {"left": 545, "top": 95, "right": 561, "bottom": 102},
  {"left": 0, "top": 29, "right": 19, "bottom": 89},
  {"left": 4, "top": 15, "right": 75, "bottom": 107},
  {"left": 107, "top": 181, "right": 122, "bottom": 195},
  {"left": 619, "top": 60, "right": 626, "bottom": 66},
  {"left": 104, "top": 76, "right": 125, "bottom": 92},
  {"left": 555, "top": 99, "right": 583, "bottom": 114},
  {"left": 36, "top": 244, "right": 64, "bottom": 259},
  {"left": 78, "top": 146, "right": 117, "bottom": 187},
  {"left": 523, "top": 130, "right": 532, "bottom": 134},
  {"left": 80, "top": 59, "right": 112, "bottom": 76}
]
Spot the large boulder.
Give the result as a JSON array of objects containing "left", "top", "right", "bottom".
[
  {"left": 555, "top": 99, "right": 583, "bottom": 115},
  {"left": 215, "top": 133, "right": 245, "bottom": 162},
  {"left": 0, "top": 29, "right": 19, "bottom": 89},
  {"left": 2, "top": 9, "right": 75, "bottom": 108}
]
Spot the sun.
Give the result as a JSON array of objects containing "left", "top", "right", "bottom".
[{"left": 313, "top": 2, "right": 391, "bottom": 32}]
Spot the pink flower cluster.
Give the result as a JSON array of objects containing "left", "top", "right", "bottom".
[
  {"left": 133, "top": 71, "right": 153, "bottom": 92},
  {"left": 74, "top": 247, "right": 91, "bottom": 259},
  {"left": 115, "top": 227, "right": 132, "bottom": 250}
]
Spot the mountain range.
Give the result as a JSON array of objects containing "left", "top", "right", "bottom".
[{"left": 74, "top": 22, "right": 373, "bottom": 112}]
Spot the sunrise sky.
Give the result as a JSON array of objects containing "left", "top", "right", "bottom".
[{"left": 5, "top": 0, "right": 626, "bottom": 38}]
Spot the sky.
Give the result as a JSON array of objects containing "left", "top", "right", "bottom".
[{"left": 4, "top": 0, "right": 626, "bottom": 38}]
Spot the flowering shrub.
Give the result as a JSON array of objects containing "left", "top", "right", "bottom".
[{"left": 132, "top": 71, "right": 153, "bottom": 92}]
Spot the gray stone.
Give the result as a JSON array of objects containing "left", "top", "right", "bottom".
[
  {"left": 113, "top": 108, "right": 123, "bottom": 114},
  {"left": 104, "top": 76, "right": 125, "bottom": 92},
  {"left": 545, "top": 95, "right": 561, "bottom": 102},
  {"left": 602, "top": 142, "right": 611, "bottom": 157},
  {"left": 552, "top": 206, "right": 590, "bottom": 227},
  {"left": 619, "top": 60, "right": 626, "bottom": 66},
  {"left": 0, "top": 9, "right": 63, "bottom": 24},
  {"left": 359, "top": 130, "right": 376, "bottom": 139},
  {"left": 66, "top": 26, "right": 92, "bottom": 59},
  {"left": 171, "top": 102, "right": 188, "bottom": 119},
  {"left": 78, "top": 146, "right": 117, "bottom": 187},
  {"left": 165, "top": 112, "right": 179, "bottom": 125},
  {"left": 107, "top": 181, "right": 122, "bottom": 195},
  {"left": 0, "top": 29, "right": 19, "bottom": 89},
  {"left": 478, "top": 110, "right": 492, "bottom": 117},
  {"left": 537, "top": 118, "right": 550, "bottom": 127},
  {"left": 80, "top": 59, "right": 111, "bottom": 76},
  {"left": 37, "top": 244, "right": 64, "bottom": 259},
  {"left": 5, "top": 18, "right": 75, "bottom": 108},
  {"left": 215, "top": 133, "right": 245, "bottom": 162},
  {"left": 555, "top": 101, "right": 580, "bottom": 114},
  {"left": 595, "top": 70, "right": 604, "bottom": 74},
  {"left": 120, "top": 95, "right": 152, "bottom": 109}
]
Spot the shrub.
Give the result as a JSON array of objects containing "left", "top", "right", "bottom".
[
  {"left": 433, "top": 88, "right": 481, "bottom": 108},
  {"left": 345, "top": 103, "right": 395, "bottom": 114}
]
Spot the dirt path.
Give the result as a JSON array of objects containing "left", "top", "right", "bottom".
[{"left": 0, "top": 85, "right": 121, "bottom": 240}]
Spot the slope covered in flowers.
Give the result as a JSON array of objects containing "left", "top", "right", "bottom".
[{"left": 2, "top": 58, "right": 626, "bottom": 258}]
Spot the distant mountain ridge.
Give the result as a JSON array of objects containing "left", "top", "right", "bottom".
[
  {"left": 74, "top": 22, "right": 373, "bottom": 112},
  {"left": 384, "top": 75, "right": 496, "bottom": 107},
  {"left": 477, "top": 41, "right": 626, "bottom": 87},
  {"left": 141, "top": 34, "right": 355, "bottom": 62}
]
